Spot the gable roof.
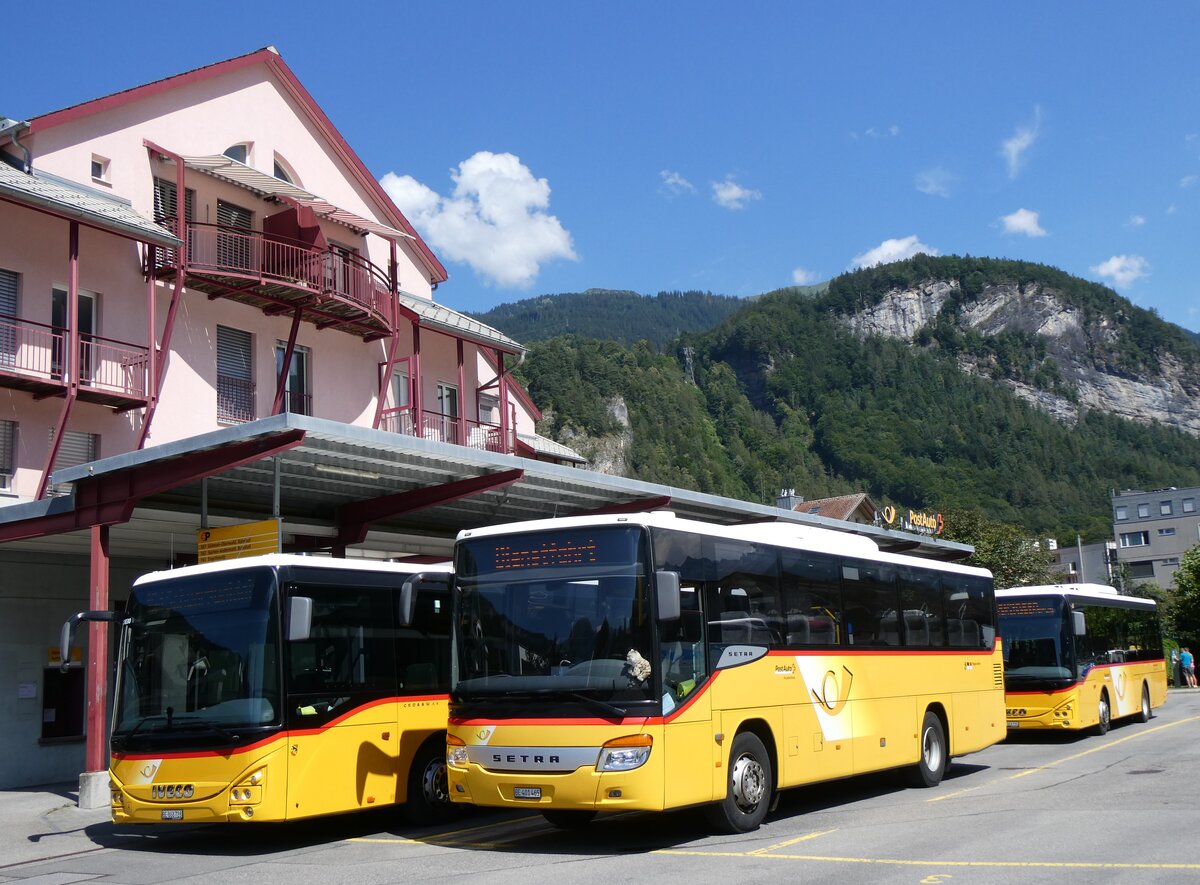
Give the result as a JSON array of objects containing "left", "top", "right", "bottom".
[
  {"left": 795, "top": 493, "right": 879, "bottom": 523},
  {"left": 24, "top": 46, "right": 447, "bottom": 284}
]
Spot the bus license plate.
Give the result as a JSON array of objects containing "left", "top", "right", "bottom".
[
  {"left": 1006, "top": 721, "right": 1020, "bottom": 729},
  {"left": 161, "top": 809, "right": 184, "bottom": 820},
  {"left": 513, "top": 787, "right": 542, "bottom": 800}
]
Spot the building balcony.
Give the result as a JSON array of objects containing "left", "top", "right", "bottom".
[
  {"left": 153, "top": 222, "right": 395, "bottom": 340},
  {"left": 380, "top": 407, "right": 513, "bottom": 454},
  {"left": 0, "top": 313, "right": 149, "bottom": 408}
]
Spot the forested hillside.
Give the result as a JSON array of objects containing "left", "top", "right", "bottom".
[
  {"left": 470, "top": 289, "right": 752, "bottom": 348},
  {"left": 506, "top": 258, "right": 1200, "bottom": 543}
]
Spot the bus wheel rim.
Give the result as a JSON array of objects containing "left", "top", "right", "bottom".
[
  {"left": 423, "top": 759, "right": 449, "bottom": 805},
  {"left": 731, "top": 753, "right": 766, "bottom": 811},
  {"left": 922, "top": 725, "right": 943, "bottom": 771}
]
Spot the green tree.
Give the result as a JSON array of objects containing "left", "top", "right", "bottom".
[
  {"left": 941, "top": 509, "right": 1055, "bottom": 589},
  {"left": 1168, "top": 544, "right": 1200, "bottom": 644}
]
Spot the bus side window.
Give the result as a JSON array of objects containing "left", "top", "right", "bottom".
[{"left": 780, "top": 551, "right": 841, "bottom": 647}]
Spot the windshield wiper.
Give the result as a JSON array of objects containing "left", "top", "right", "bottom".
[
  {"left": 172, "top": 718, "right": 240, "bottom": 744},
  {"left": 529, "top": 689, "right": 627, "bottom": 719}
]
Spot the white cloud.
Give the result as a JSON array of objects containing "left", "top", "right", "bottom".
[
  {"left": 999, "top": 208, "right": 1047, "bottom": 237},
  {"left": 1126, "top": 214, "right": 1146, "bottom": 228},
  {"left": 791, "top": 266, "right": 818, "bottom": 285},
  {"left": 711, "top": 177, "right": 762, "bottom": 210},
  {"left": 851, "top": 235, "right": 939, "bottom": 269},
  {"left": 1002, "top": 106, "right": 1042, "bottom": 179},
  {"left": 1090, "top": 254, "right": 1150, "bottom": 288},
  {"left": 915, "top": 167, "right": 955, "bottom": 198},
  {"left": 1181, "top": 174, "right": 1199, "bottom": 188},
  {"left": 380, "top": 151, "right": 576, "bottom": 289},
  {"left": 660, "top": 169, "right": 696, "bottom": 196}
]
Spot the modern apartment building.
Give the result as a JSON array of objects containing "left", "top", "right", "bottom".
[{"left": 1111, "top": 486, "right": 1200, "bottom": 588}]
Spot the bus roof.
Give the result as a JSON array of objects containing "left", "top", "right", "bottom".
[
  {"left": 457, "top": 511, "right": 992, "bottom": 578},
  {"left": 997, "top": 583, "right": 1156, "bottom": 608},
  {"left": 134, "top": 554, "right": 450, "bottom": 586}
]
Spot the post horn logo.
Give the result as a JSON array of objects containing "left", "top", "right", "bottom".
[
  {"left": 812, "top": 666, "right": 854, "bottom": 714},
  {"left": 882, "top": 505, "right": 897, "bottom": 526}
]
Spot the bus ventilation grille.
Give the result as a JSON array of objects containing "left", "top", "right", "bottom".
[{"left": 993, "top": 663, "right": 1004, "bottom": 687}]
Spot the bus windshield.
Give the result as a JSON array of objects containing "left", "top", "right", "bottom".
[
  {"left": 454, "top": 526, "right": 655, "bottom": 705},
  {"left": 998, "top": 596, "right": 1073, "bottom": 683},
  {"left": 113, "top": 567, "right": 281, "bottom": 749}
]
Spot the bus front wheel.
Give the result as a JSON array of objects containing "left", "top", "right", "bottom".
[
  {"left": 1093, "top": 691, "right": 1111, "bottom": 736},
  {"left": 403, "top": 735, "right": 455, "bottom": 825},
  {"left": 705, "top": 731, "right": 773, "bottom": 834},
  {"left": 906, "top": 711, "right": 947, "bottom": 788}
]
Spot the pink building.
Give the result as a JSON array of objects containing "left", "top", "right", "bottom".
[{"left": 0, "top": 46, "right": 579, "bottom": 508}]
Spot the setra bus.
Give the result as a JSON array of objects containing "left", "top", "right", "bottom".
[
  {"left": 63, "top": 554, "right": 454, "bottom": 824},
  {"left": 445, "top": 511, "right": 1006, "bottom": 833},
  {"left": 997, "top": 583, "right": 1166, "bottom": 735}
]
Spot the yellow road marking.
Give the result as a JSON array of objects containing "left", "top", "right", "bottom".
[
  {"left": 655, "top": 849, "right": 1200, "bottom": 870},
  {"left": 1007, "top": 715, "right": 1200, "bottom": 780},
  {"left": 749, "top": 828, "right": 837, "bottom": 855}
]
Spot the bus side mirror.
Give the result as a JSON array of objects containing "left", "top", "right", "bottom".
[
  {"left": 1072, "top": 610, "right": 1086, "bottom": 636},
  {"left": 655, "top": 570, "right": 681, "bottom": 621},
  {"left": 288, "top": 596, "right": 313, "bottom": 641},
  {"left": 398, "top": 573, "right": 449, "bottom": 627},
  {"left": 59, "top": 610, "right": 124, "bottom": 672}
]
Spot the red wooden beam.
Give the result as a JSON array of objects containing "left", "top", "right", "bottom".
[
  {"left": 0, "top": 429, "right": 306, "bottom": 542},
  {"left": 335, "top": 468, "right": 524, "bottom": 546}
]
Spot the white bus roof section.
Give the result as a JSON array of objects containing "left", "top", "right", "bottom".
[
  {"left": 135, "top": 552, "right": 450, "bottom": 585},
  {"left": 997, "top": 584, "right": 1156, "bottom": 606}
]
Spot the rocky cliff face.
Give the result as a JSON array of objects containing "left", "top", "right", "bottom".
[
  {"left": 542, "top": 396, "right": 633, "bottom": 476},
  {"left": 844, "top": 281, "right": 1200, "bottom": 436}
]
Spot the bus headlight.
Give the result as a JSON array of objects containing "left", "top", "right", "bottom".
[
  {"left": 596, "top": 734, "right": 652, "bottom": 772},
  {"left": 447, "top": 734, "right": 469, "bottom": 766}
]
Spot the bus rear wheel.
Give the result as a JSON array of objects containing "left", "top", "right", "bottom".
[
  {"left": 906, "top": 711, "right": 947, "bottom": 788},
  {"left": 1136, "top": 683, "right": 1151, "bottom": 723},
  {"left": 403, "top": 735, "right": 455, "bottom": 825},
  {"left": 1093, "top": 691, "right": 1111, "bottom": 736},
  {"left": 705, "top": 731, "right": 773, "bottom": 834}
]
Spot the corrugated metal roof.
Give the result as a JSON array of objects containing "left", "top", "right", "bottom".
[
  {"left": 396, "top": 289, "right": 524, "bottom": 353},
  {"left": 0, "top": 162, "right": 182, "bottom": 248},
  {"left": 182, "top": 155, "right": 413, "bottom": 242},
  {"left": 518, "top": 432, "right": 588, "bottom": 464}
]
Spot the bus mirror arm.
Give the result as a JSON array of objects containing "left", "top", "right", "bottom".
[
  {"left": 397, "top": 572, "right": 449, "bottom": 627},
  {"left": 655, "top": 570, "right": 681, "bottom": 621},
  {"left": 59, "top": 610, "right": 124, "bottom": 673}
]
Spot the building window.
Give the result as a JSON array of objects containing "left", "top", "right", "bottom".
[
  {"left": 1157, "top": 527, "right": 1177, "bottom": 537},
  {"left": 90, "top": 154, "right": 110, "bottom": 184},
  {"left": 1128, "top": 561, "right": 1155, "bottom": 580},
  {"left": 1160, "top": 500, "right": 1173, "bottom": 516},
  {"left": 217, "top": 325, "right": 254, "bottom": 424},
  {"left": 273, "top": 154, "right": 299, "bottom": 186},
  {"left": 1184, "top": 498, "right": 1196, "bottom": 514},
  {"left": 51, "top": 287, "right": 97, "bottom": 382},
  {"left": 433, "top": 382, "right": 459, "bottom": 443},
  {"left": 223, "top": 143, "right": 250, "bottom": 164},
  {"left": 275, "top": 342, "right": 311, "bottom": 416},
  {"left": 0, "top": 268, "right": 17, "bottom": 366},
  {"left": 1119, "top": 531, "right": 1150, "bottom": 548},
  {"left": 1162, "top": 558, "right": 1180, "bottom": 567},
  {"left": 1137, "top": 503, "right": 1150, "bottom": 518},
  {"left": 47, "top": 429, "right": 98, "bottom": 496},
  {"left": 0, "top": 419, "right": 14, "bottom": 490},
  {"left": 1115, "top": 505, "right": 1128, "bottom": 520}
]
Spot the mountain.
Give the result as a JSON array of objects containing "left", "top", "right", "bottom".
[
  {"left": 469, "top": 289, "right": 752, "bottom": 349},
  {"left": 512, "top": 257, "right": 1200, "bottom": 542}
]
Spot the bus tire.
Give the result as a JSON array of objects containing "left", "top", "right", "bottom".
[
  {"left": 705, "top": 731, "right": 773, "bottom": 834},
  {"left": 403, "top": 734, "right": 455, "bottom": 825},
  {"left": 542, "top": 810, "right": 597, "bottom": 829},
  {"left": 1093, "top": 691, "right": 1111, "bottom": 736},
  {"left": 906, "top": 710, "right": 948, "bottom": 788},
  {"left": 1136, "top": 683, "right": 1151, "bottom": 723}
]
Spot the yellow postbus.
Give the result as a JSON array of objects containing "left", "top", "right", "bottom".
[
  {"left": 68, "top": 554, "right": 454, "bottom": 824},
  {"left": 445, "top": 512, "right": 1006, "bottom": 833},
  {"left": 997, "top": 584, "right": 1167, "bottom": 735}
]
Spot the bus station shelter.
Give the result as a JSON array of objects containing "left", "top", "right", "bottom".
[{"left": 0, "top": 413, "right": 972, "bottom": 802}]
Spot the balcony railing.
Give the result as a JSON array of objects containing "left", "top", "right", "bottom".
[
  {"left": 380, "top": 406, "right": 512, "bottom": 454},
  {"left": 0, "top": 312, "right": 148, "bottom": 401},
  {"left": 157, "top": 223, "right": 395, "bottom": 333}
]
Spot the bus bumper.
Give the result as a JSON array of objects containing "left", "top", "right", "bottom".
[{"left": 448, "top": 762, "right": 665, "bottom": 813}]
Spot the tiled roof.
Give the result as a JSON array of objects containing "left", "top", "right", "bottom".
[
  {"left": 0, "top": 162, "right": 181, "bottom": 248},
  {"left": 797, "top": 493, "right": 876, "bottom": 522}
]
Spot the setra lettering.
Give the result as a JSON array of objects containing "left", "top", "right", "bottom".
[{"left": 492, "top": 753, "right": 561, "bottom": 764}]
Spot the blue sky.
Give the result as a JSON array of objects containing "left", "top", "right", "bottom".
[{"left": 9, "top": 2, "right": 1200, "bottom": 331}]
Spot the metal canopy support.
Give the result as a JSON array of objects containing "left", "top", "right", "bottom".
[
  {"left": 333, "top": 468, "right": 525, "bottom": 549},
  {"left": 574, "top": 495, "right": 673, "bottom": 517},
  {"left": 272, "top": 309, "right": 303, "bottom": 415},
  {"left": 84, "top": 525, "right": 110, "bottom": 784},
  {"left": 0, "top": 430, "right": 307, "bottom": 543},
  {"left": 37, "top": 222, "right": 81, "bottom": 499}
]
